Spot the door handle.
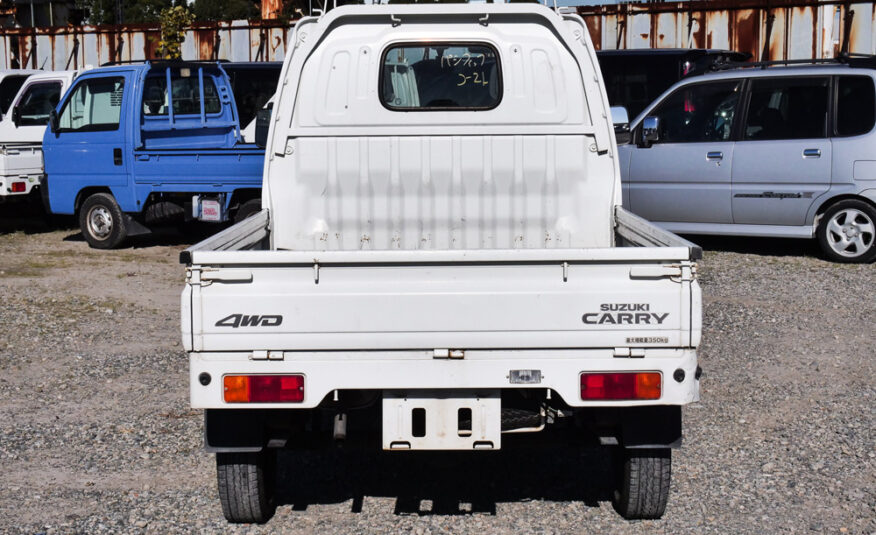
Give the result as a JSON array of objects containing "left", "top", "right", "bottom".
[
  {"left": 113, "top": 148, "right": 123, "bottom": 166},
  {"left": 803, "top": 148, "right": 821, "bottom": 158},
  {"left": 706, "top": 151, "right": 723, "bottom": 160}
]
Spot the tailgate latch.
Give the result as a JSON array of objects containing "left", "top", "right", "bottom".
[
  {"left": 629, "top": 264, "right": 695, "bottom": 282},
  {"left": 196, "top": 268, "right": 253, "bottom": 286}
]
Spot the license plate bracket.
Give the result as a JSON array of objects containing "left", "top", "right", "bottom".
[{"left": 382, "top": 390, "right": 501, "bottom": 450}]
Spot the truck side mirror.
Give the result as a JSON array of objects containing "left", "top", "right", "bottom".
[
  {"left": 641, "top": 116, "right": 660, "bottom": 147},
  {"left": 610, "top": 106, "right": 630, "bottom": 144},
  {"left": 48, "top": 109, "right": 59, "bottom": 133},
  {"left": 255, "top": 106, "right": 272, "bottom": 149},
  {"left": 11, "top": 106, "right": 21, "bottom": 127}
]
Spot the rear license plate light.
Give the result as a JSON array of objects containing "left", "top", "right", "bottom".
[
  {"left": 223, "top": 374, "right": 304, "bottom": 403},
  {"left": 580, "top": 372, "right": 661, "bottom": 400}
]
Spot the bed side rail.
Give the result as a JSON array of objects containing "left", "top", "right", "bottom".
[
  {"left": 615, "top": 206, "right": 703, "bottom": 260},
  {"left": 180, "top": 209, "right": 269, "bottom": 264}
]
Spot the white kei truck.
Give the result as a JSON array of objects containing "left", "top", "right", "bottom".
[
  {"left": 180, "top": 3, "right": 703, "bottom": 524},
  {"left": 0, "top": 70, "right": 79, "bottom": 201}
]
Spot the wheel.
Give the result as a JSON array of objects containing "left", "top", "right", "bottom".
[
  {"left": 79, "top": 193, "right": 127, "bottom": 249},
  {"left": 612, "top": 448, "right": 671, "bottom": 520},
  {"left": 216, "top": 450, "right": 276, "bottom": 523},
  {"left": 816, "top": 199, "right": 876, "bottom": 263},
  {"left": 234, "top": 199, "right": 261, "bottom": 223}
]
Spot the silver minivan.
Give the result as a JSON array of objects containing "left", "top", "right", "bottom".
[{"left": 618, "top": 60, "right": 876, "bottom": 263}]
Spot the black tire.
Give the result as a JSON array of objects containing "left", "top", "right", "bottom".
[
  {"left": 216, "top": 451, "right": 276, "bottom": 524},
  {"left": 78, "top": 193, "right": 128, "bottom": 249},
  {"left": 612, "top": 448, "right": 671, "bottom": 520},
  {"left": 816, "top": 199, "right": 876, "bottom": 263},
  {"left": 234, "top": 199, "right": 262, "bottom": 223}
]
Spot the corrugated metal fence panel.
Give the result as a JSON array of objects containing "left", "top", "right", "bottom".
[
  {"left": 0, "top": 19, "right": 292, "bottom": 70},
  {"left": 579, "top": 0, "right": 876, "bottom": 60},
  {"left": 2, "top": 3, "right": 876, "bottom": 68},
  {"left": 850, "top": 2, "right": 875, "bottom": 54}
]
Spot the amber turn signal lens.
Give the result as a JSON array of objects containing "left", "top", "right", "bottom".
[
  {"left": 223, "top": 375, "right": 250, "bottom": 403},
  {"left": 635, "top": 372, "right": 662, "bottom": 400}
]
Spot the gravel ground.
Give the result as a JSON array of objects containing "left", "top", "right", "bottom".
[{"left": 0, "top": 210, "right": 873, "bottom": 535}]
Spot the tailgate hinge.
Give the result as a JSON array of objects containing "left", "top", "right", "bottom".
[
  {"left": 613, "top": 347, "right": 646, "bottom": 358},
  {"left": 433, "top": 349, "right": 465, "bottom": 359},
  {"left": 250, "top": 350, "right": 285, "bottom": 361}
]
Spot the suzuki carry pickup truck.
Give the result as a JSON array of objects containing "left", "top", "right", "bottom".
[{"left": 180, "top": 4, "right": 704, "bottom": 524}]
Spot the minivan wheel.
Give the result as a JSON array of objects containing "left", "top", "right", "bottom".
[
  {"left": 79, "top": 193, "right": 128, "bottom": 249},
  {"left": 817, "top": 199, "right": 876, "bottom": 263}
]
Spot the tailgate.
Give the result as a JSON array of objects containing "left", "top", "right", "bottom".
[
  {"left": 185, "top": 250, "right": 698, "bottom": 353},
  {"left": 0, "top": 144, "right": 43, "bottom": 175}
]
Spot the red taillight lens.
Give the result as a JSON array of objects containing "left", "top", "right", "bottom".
[
  {"left": 10, "top": 182, "right": 25, "bottom": 193},
  {"left": 223, "top": 374, "right": 304, "bottom": 403},
  {"left": 580, "top": 372, "right": 661, "bottom": 400}
]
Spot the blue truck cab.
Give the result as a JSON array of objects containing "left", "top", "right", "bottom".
[{"left": 43, "top": 62, "right": 270, "bottom": 249}]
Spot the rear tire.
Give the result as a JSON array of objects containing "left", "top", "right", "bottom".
[
  {"left": 816, "top": 199, "right": 876, "bottom": 263},
  {"left": 612, "top": 448, "right": 671, "bottom": 520},
  {"left": 79, "top": 193, "right": 127, "bottom": 249},
  {"left": 216, "top": 451, "right": 276, "bottom": 524}
]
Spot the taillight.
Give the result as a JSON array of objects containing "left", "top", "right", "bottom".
[
  {"left": 223, "top": 374, "right": 304, "bottom": 403},
  {"left": 580, "top": 372, "right": 661, "bottom": 400},
  {"left": 10, "top": 182, "right": 25, "bottom": 193}
]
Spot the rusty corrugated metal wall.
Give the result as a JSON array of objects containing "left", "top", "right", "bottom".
[
  {"left": 1, "top": 1, "right": 875, "bottom": 70},
  {"left": 578, "top": 0, "right": 876, "bottom": 61},
  {"left": 0, "top": 19, "right": 292, "bottom": 70}
]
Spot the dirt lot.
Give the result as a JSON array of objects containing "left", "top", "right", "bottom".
[{"left": 0, "top": 209, "right": 873, "bottom": 535}]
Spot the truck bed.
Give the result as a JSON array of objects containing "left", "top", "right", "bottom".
[{"left": 182, "top": 207, "right": 701, "bottom": 408}]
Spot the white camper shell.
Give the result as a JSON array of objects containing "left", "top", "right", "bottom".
[
  {"left": 180, "top": 4, "right": 703, "bottom": 524},
  {"left": 0, "top": 70, "right": 78, "bottom": 199}
]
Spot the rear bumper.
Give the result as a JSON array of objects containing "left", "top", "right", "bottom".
[
  {"left": 189, "top": 348, "right": 699, "bottom": 409},
  {"left": 0, "top": 173, "right": 40, "bottom": 197}
]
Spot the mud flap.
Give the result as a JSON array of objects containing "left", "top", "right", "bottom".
[{"left": 621, "top": 406, "right": 682, "bottom": 449}]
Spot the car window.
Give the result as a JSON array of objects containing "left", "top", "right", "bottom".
[
  {"left": 16, "top": 82, "right": 62, "bottom": 126},
  {"left": 0, "top": 75, "right": 29, "bottom": 115},
  {"left": 743, "top": 77, "right": 829, "bottom": 140},
  {"left": 836, "top": 75, "right": 875, "bottom": 137},
  {"left": 58, "top": 77, "right": 124, "bottom": 132},
  {"left": 647, "top": 81, "right": 742, "bottom": 143},
  {"left": 381, "top": 43, "right": 501, "bottom": 110},
  {"left": 142, "top": 71, "right": 221, "bottom": 116}
]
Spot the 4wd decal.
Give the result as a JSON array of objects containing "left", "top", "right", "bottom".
[
  {"left": 215, "top": 314, "right": 283, "bottom": 328},
  {"left": 582, "top": 303, "right": 669, "bottom": 325}
]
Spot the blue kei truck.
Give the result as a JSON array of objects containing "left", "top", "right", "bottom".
[{"left": 42, "top": 61, "right": 279, "bottom": 249}]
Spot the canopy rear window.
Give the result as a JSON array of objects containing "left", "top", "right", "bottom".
[{"left": 380, "top": 43, "right": 501, "bottom": 111}]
